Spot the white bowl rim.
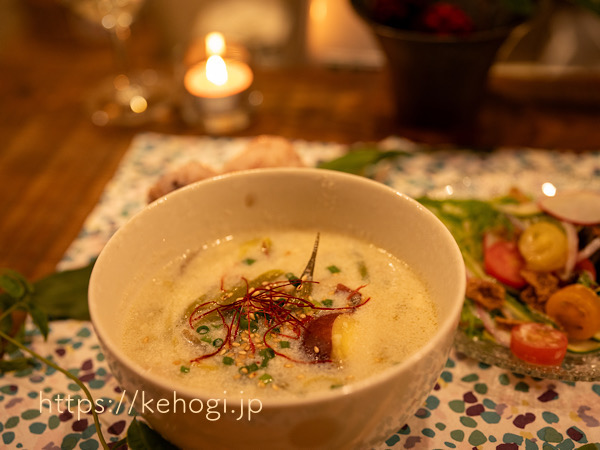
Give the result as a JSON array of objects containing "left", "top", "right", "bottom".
[{"left": 89, "top": 167, "right": 466, "bottom": 408}]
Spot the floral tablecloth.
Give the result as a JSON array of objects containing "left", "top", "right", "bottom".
[{"left": 2, "top": 133, "right": 600, "bottom": 449}]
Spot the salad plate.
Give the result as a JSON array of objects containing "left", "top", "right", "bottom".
[{"left": 400, "top": 171, "right": 600, "bottom": 381}]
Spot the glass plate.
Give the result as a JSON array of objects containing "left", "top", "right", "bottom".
[
  {"left": 381, "top": 146, "right": 600, "bottom": 381},
  {"left": 454, "top": 330, "right": 600, "bottom": 381}
]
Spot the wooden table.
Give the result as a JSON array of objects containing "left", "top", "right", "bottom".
[{"left": 2, "top": 3, "right": 600, "bottom": 282}]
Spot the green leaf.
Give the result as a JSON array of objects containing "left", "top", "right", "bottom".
[
  {"left": 127, "top": 418, "right": 178, "bottom": 450},
  {"left": 318, "top": 148, "right": 408, "bottom": 175},
  {"left": 416, "top": 197, "right": 512, "bottom": 279},
  {"left": 0, "top": 269, "right": 33, "bottom": 300},
  {"left": 0, "top": 356, "right": 36, "bottom": 373},
  {"left": 31, "top": 261, "right": 95, "bottom": 321},
  {"left": 28, "top": 303, "right": 49, "bottom": 340}
]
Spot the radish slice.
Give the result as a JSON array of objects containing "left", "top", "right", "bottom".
[
  {"left": 560, "top": 221, "right": 578, "bottom": 280},
  {"left": 578, "top": 237, "right": 600, "bottom": 262},
  {"left": 475, "top": 304, "right": 511, "bottom": 347},
  {"left": 538, "top": 190, "right": 600, "bottom": 225}
]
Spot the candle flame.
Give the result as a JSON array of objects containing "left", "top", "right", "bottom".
[
  {"left": 205, "top": 32, "right": 226, "bottom": 56},
  {"left": 206, "top": 55, "right": 228, "bottom": 86}
]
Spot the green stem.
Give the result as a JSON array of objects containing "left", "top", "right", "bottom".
[
  {"left": 111, "top": 436, "right": 128, "bottom": 449},
  {"left": 0, "top": 302, "right": 20, "bottom": 322},
  {"left": 0, "top": 330, "right": 110, "bottom": 450}
]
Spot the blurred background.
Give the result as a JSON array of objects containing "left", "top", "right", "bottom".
[
  {"left": 1, "top": 0, "right": 600, "bottom": 145},
  {"left": 5, "top": 0, "right": 600, "bottom": 69}
]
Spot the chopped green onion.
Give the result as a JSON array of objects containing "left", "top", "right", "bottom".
[
  {"left": 322, "top": 299, "right": 334, "bottom": 307},
  {"left": 259, "top": 373, "right": 273, "bottom": 384},
  {"left": 327, "top": 265, "right": 341, "bottom": 274},
  {"left": 285, "top": 272, "right": 301, "bottom": 288},
  {"left": 279, "top": 341, "right": 290, "bottom": 349},
  {"left": 240, "top": 317, "right": 259, "bottom": 332},
  {"left": 180, "top": 366, "right": 190, "bottom": 374},
  {"left": 242, "top": 258, "right": 256, "bottom": 265},
  {"left": 246, "top": 363, "right": 259, "bottom": 373},
  {"left": 358, "top": 261, "right": 369, "bottom": 280},
  {"left": 223, "top": 356, "right": 234, "bottom": 366},
  {"left": 212, "top": 338, "right": 224, "bottom": 347},
  {"left": 259, "top": 348, "right": 275, "bottom": 367},
  {"left": 196, "top": 325, "right": 210, "bottom": 334},
  {"left": 201, "top": 337, "right": 212, "bottom": 344}
]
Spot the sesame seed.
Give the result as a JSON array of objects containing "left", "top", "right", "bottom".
[
  {"left": 232, "top": 342, "right": 241, "bottom": 347},
  {"left": 313, "top": 346, "right": 320, "bottom": 354},
  {"left": 240, "top": 367, "right": 249, "bottom": 374},
  {"left": 238, "top": 350, "right": 247, "bottom": 355}
]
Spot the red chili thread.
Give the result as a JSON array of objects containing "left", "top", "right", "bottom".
[{"left": 188, "top": 278, "right": 370, "bottom": 364}]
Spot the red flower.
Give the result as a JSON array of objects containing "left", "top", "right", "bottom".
[{"left": 420, "top": 2, "right": 475, "bottom": 35}]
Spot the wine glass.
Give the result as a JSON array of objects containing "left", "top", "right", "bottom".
[{"left": 63, "top": 0, "right": 172, "bottom": 126}]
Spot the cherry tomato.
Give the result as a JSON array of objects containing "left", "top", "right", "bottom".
[
  {"left": 484, "top": 240, "right": 527, "bottom": 289},
  {"left": 518, "top": 222, "right": 568, "bottom": 272},
  {"left": 510, "top": 322, "right": 568, "bottom": 366},
  {"left": 545, "top": 284, "right": 600, "bottom": 341},
  {"left": 576, "top": 258, "right": 597, "bottom": 282}
]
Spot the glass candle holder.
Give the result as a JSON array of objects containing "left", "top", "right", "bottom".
[{"left": 181, "top": 33, "right": 259, "bottom": 135}]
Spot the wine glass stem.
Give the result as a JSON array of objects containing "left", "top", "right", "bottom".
[{"left": 110, "top": 27, "right": 132, "bottom": 76}]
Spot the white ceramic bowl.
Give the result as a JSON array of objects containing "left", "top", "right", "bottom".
[{"left": 89, "top": 168, "right": 465, "bottom": 450}]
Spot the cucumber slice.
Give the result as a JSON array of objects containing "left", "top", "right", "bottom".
[
  {"left": 568, "top": 339, "right": 600, "bottom": 354},
  {"left": 503, "top": 295, "right": 532, "bottom": 321},
  {"left": 503, "top": 295, "right": 557, "bottom": 327}
]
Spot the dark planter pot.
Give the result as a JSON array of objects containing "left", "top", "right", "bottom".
[{"left": 351, "top": 0, "right": 521, "bottom": 129}]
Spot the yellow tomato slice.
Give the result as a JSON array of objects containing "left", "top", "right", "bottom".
[
  {"left": 518, "top": 222, "right": 568, "bottom": 272},
  {"left": 545, "top": 284, "right": 600, "bottom": 341}
]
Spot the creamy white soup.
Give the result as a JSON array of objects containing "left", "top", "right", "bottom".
[{"left": 120, "top": 230, "right": 437, "bottom": 398}]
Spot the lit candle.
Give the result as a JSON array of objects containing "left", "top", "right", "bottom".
[
  {"left": 182, "top": 32, "right": 255, "bottom": 134},
  {"left": 184, "top": 56, "right": 253, "bottom": 99},
  {"left": 184, "top": 33, "right": 253, "bottom": 99}
]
